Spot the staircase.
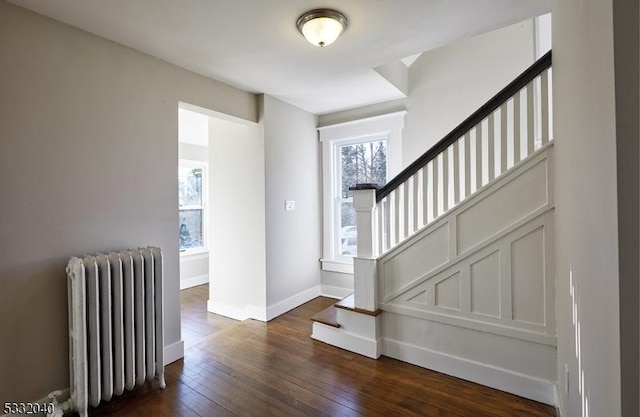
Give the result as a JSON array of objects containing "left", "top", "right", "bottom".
[{"left": 312, "top": 52, "right": 556, "bottom": 405}]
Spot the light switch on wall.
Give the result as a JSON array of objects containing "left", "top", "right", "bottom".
[{"left": 285, "top": 200, "right": 295, "bottom": 211}]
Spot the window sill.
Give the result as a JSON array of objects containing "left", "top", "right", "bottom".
[
  {"left": 180, "top": 249, "right": 209, "bottom": 260},
  {"left": 320, "top": 258, "right": 354, "bottom": 274}
]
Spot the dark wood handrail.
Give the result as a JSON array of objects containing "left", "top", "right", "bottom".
[{"left": 376, "top": 50, "right": 552, "bottom": 202}]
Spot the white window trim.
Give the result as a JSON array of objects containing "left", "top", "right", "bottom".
[
  {"left": 179, "top": 158, "right": 209, "bottom": 257},
  {"left": 318, "top": 111, "right": 405, "bottom": 274}
]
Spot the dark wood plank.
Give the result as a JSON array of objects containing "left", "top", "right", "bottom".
[
  {"left": 310, "top": 305, "right": 340, "bottom": 328},
  {"left": 88, "top": 288, "right": 556, "bottom": 417}
]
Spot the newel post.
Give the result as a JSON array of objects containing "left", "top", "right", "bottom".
[{"left": 350, "top": 183, "right": 379, "bottom": 311}]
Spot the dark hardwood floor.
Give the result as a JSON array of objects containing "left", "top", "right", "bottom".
[{"left": 90, "top": 285, "right": 556, "bottom": 417}]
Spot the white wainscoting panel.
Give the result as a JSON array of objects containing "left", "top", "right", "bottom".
[
  {"left": 456, "top": 155, "right": 548, "bottom": 254},
  {"left": 379, "top": 146, "right": 555, "bottom": 346},
  {"left": 470, "top": 250, "right": 500, "bottom": 317},
  {"left": 381, "top": 220, "right": 450, "bottom": 298}
]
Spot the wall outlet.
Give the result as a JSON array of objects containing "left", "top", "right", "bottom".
[
  {"left": 284, "top": 200, "right": 295, "bottom": 211},
  {"left": 564, "top": 363, "right": 569, "bottom": 397}
]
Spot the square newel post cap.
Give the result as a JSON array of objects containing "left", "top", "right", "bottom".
[{"left": 349, "top": 183, "right": 380, "bottom": 191}]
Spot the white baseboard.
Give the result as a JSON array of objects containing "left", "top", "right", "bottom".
[
  {"left": 164, "top": 340, "right": 184, "bottom": 365},
  {"left": 266, "top": 285, "right": 321, "bottom": 321},
  {"left": 383, "top": 338, "right": 556, "bottom": 406},
  {"left": 312, "top": 322, "right": 381, "bottom": 359},
  {"left": 207, "top": 299, "right": 267, "bottom": 322},
  {"left": 180, "top": 274, "right": 208, "bottom": 290},
  {"left": 320, "top": 285, "right": 353, "bottom": 299}
]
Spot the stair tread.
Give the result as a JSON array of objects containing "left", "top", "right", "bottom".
[
  {"left": 335, "top": 294, "right": 382, "bottom": 317},
  {"left": 310, "top": 305, "right": 340, "bottom": 328}
]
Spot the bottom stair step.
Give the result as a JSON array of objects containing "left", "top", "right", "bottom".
[{"left": 310, "top": 305, "right": 340, "bottom": 328}]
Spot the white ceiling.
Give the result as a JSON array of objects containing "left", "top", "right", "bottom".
[{"left": 9, "top": 0, "right": 550, "bottom": 115}]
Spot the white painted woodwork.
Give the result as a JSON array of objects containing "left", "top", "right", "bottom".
[
  {"left": 457, "top": 155, "right": 548, "bottom": 253},
  {"left": 435, "top": 272, "right": 461, "bottom": 310},
  {"left": 540, "top": 69, "right": 550, "bottom": 145},
  {"left": 393, "top": 189, "right": 401, "bottom": 246},
  {"left": 311, "top": 309, "right": 382, "bottom": 359},
  {"left": 377, "top": 199, "right": 384, "bottom": 254},
  {"left": 487, "top": 114, "right": 495, "bottom": 181},
  {"left": 500, "top": 104, "right": 508, "bottom": 173},
  {"left": 412, "top": 173, "right": 420, "bottom": 233},
  {"left": 383, "top": 313, "right": 557, "bottom": 405},
  {"left": 352, "top": 188, "right": 377, "bottom": 258},
  {"left": 421, "top": 166, "right": 429, "bottom": 225},
  {"left": 432, "top": 158, "right": 439, "bottom": 219},
  {"left": 354, "top": 257, "right": 378, "bottom": 311},
  {"left": 470, "top": 250, "right": 501, "bottom": 317},
  {"left": 442, "top": 148, "right": 449, "bottom": 212},
  {"left": 513, "top": 94, "right": 521, "bottom": 164},
  {"left": 403, "top": 181, "right": 410, "bottom": 238},
  {"left": 381, "top": 221, "right": 450, "bottom": 297},
  {"left": 464, "top": 132, "right": 471, "bottom": 199},
  {"left": 475, "top": 126, "right": 482, "bottom": 191},
  {"left": 526, "top": 81, "right": 535, "bottom": 155},
  {"left": 378, "top": 146, "right": 554, "bottom": 346},
  {"left": 453, "top": 140, "right": 461, "bottom": 204},
  {"left": 511, "top": 227, "right": 545, "bottom": 324}
]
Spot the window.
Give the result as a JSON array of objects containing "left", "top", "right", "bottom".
[
  {"left": 178, "top": 160, "right": 207, "bottom": 253},
  {"left": 335, "top": 137, "right": 388, "bottom": 257},
  {"left": 319, "top": 112, "right": 405, "bottom": 273}
]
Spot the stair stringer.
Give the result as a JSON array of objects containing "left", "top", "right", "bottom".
[{"left": 378, "top": 143, "right": 557, "bottom": 405}]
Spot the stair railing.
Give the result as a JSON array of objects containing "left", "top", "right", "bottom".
[{"left": 350, "top": 51, "right": 552, "bottom": 311}]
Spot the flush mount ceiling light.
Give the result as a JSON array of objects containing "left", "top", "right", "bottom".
[{"left": 296, "top": 9, "right": 348, "bottom": 47}]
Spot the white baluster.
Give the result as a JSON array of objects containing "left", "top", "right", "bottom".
[
  {"left": 403, "top": 181, "right": 410, "bottom": 238},
  {"left": 475, "top": 124, "right": 482, "bottom": 190},
  {"left": 393, "top": 188, "right": 400, "bottom": 245},
  {"left": 453, "top": 139, "right": 460, "bottom": 205},
  {"left": 500, "top": 103, "right": 508, "bottom": 174},
  {"left": 422, "top": 165, "right": 429, "bottom": 225},
  {"left": 442, "top": 149, "right": 449, "bottom": 212},
  {"left": 488, "top": 113, "right": 495, "bottom": 182},
  {"left": 514, "top": 93, "right": 521, "bottom": 164},
  {"left": 412, "top": 172, "right": 420, "bottom": 233},
  {"left": 464, "top": 132, "right": 471, "bottom": 198},
  {"left": 432, "top": 158, "right": 439, "bottom": 219},
  {"left": 541, "top": 69, "right": 550, "bottom": 145},
  {"left": 526, "top": 81, "right": 534, "bottom": 156}
]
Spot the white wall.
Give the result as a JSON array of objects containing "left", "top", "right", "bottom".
[
  {"left": 403, "top": 19, "right": 536, "bottom": 166},
  {"left": 0, "top": 1, "right": 256, "bottom": 404},
  {"left": 553, "top": 0, "right": 623, "bottom": 416},
  {"left": 179, "top": 142, "right": 208, "bottom": 163},
  {"left": 261, "top": 95, "right": 322, "bottom": 319},
  {"left": 207, "top": 117, "right": 266, "bottom": 321},
  {"left": 178, "top": 143, "right": 210, "bottom": 290}
]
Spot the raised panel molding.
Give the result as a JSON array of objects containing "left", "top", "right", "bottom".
[
  {"left": 379, "top": 146, "right": 555, "bottom": 346},
  {"left": 381, "top": 220, "right": 450, "bottom": 297},
  {"left": 470, "top": 251, "right": 500, "bottom": 317},
  {"left": 435, "top": 272, "right": 461, "bottom": 310},
  {"left": 456, "top": 156, "right": 548, "bottom": 254},
  {"left": 511, "top": 226, "right": 545, "bottom": 325}
]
